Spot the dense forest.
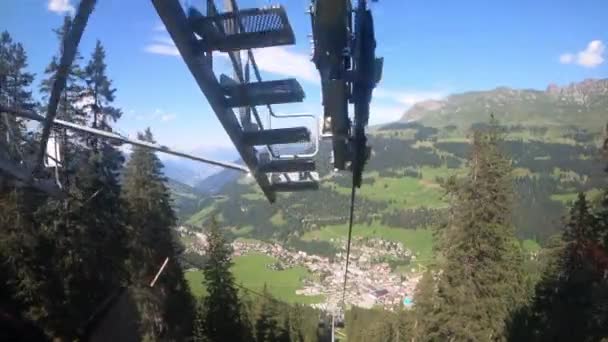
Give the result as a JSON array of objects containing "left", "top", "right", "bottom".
[{"left": 2, "top": 10, "right": 608, "bottom": 342}]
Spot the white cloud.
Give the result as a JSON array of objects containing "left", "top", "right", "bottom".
[
  {"left": 368, "top": 88, "right": 446, "bottom": 124},
  {"left": 160, "top": 113, "right": 177, "bottom": 122},
  {"left": 559, "top": 40, "right": 605, "bottom": 68},
  {"left": 144, "top": 38, "right": 319, "bottom": 83},
  {"left": 214, "top": 47, "right": 318, "bottom": 83},
  {"left": 128, "top": 109, "right": 177, "bottom": 122},
  {"left": 144, "top": 33, "right": 180, "bottom": 57},
  {"left": 144, "top": 43, "right": 180, "bottom": 57},
  {"left": 153, "top": 23, "right": 167, "bottom": 32},
  {"left": 559, "top": 53, "right": 574, "bottom": 64},
  {"left": 48, "top": 0, "right": 74, "bottom": 14},
  {"left": 578, "top": 40, "right": 605, "bottom": 67},
  {"left": 369, "top": 105, "right": 405, "bottom": 125},
  {"left": 374, "top": 88, "right": 445, "bottom": 106},
  {"left": 251, "top": 47, "right": 319, "bottom": 83}
]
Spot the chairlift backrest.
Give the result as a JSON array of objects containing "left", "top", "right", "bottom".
[{"left": 44, "top": 133, "right": 62, "bottom": 168}]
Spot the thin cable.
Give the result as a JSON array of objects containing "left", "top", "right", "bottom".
[{"left": 341, "top": 181, "right": 357, "bottom": 307}]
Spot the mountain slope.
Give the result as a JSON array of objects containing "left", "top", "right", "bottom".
[
  {"left": 404, "top": 79, "right": 608, "bottom": 130},
  {"left": 180, "top": 78, "right": 608, "bottom": 250},
  {"left": 166, "top": 178, "right": 206, "bottom": 222}
]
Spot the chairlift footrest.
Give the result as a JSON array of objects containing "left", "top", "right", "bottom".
[
  {"left": 189, "top": 6, "right": 295, "bottom": 52},
  {"left": 221, "top": 76, "right": 305, "bottom": 107},
  {"left": 258, "top": 158, "right": 315, "bottom": 173},
  {"left": 270, "top": 180, "right": 319, "bottom": 192},
  {"left": 242, "top": 127, "right": 310, "bottom": 146}
]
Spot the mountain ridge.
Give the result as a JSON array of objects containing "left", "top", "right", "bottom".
[{"left": 401, "top": 78, "right": 608, "bottom": 129}]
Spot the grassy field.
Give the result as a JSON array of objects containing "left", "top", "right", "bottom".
[
  {"left": 419, "top": 165, "right": 462, "bottom": 181},
  {"left": 231, "top": 225, "right": 254, "bottom": 236},
  {"left": 329, "top": 176, "right": 446, "bottom": 209},
  {"left": 301, "top": 223, "right": 434, "bottom": 266},
  {"left": 550, "top": 188, "right": 602, "bottom": 204},
  {"left": 185, "top": 269, "right": 207, "bottom": 297},
  {"left": 242, "top": 192, "right": 265, "bottom": 201},
  {"left": 186, "top": 203, "right": 216, "bottom": 226},
  {"left": 270, "top": 210, "right": 286, "bottom": 226},
  {"left": 522, "top": 239, "right": 542, "bottom": 253},
  {"left": 185, "top": 253, "right": 324, "bottom": 304}
]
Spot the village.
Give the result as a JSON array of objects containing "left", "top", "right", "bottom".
[{"left": 179, "top": 226, "right": 422, "bottom": 311}]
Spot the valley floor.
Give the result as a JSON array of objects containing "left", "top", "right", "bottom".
[{"left": 182, "top": 230, "right": 427, "bottom": 310}]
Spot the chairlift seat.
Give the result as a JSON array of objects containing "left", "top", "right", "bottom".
[
  {"left": 269, "top": 179, "right": 319, "bottom": 192},
  {"left": 220, "top": 75, "right": 305, "bottom": 107},
  {"left": 189, "top": 6, "right": 295, "bottom": 52},
  {"left": 257, "top": 157, "right": 315, "bottom": 173},
  {"left": 242, "top": 127, "right": 310, "bottom": 146}
]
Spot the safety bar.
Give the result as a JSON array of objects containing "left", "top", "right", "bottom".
[{"left": 268, "top": 111, "right": 320, "bottom": 158}]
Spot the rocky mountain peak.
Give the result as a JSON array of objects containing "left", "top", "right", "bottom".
[{"left": 546, "top": 78, "right": 608, "bottom": 98}]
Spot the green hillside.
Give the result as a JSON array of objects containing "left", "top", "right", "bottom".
[
  {"left": 166, "top": 178, "right": 208, "bottom": 223},
  {"left": 181, "top": 79, "right": 608, "bottom": 259},
  {"left": 410, "top": 79, "right": 608, "bottom": 130}
]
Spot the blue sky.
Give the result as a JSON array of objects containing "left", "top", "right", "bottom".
[{"left": 2, "top": 0, "right": 607, "bottom": 153}]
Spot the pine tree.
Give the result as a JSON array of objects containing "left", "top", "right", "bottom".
[
  {"left": 597, "top": 123, "right": 608, "bottom": 249},
  {"left": 516, "top": 194, "right": 607, "bottom": 341},
  {"left": 411, "top": 270, "right": 438, "bottom": 340},
  {"left": 0, "top": 30, "right": 35, "bottom": 162},
  {"left": 194, "top": 218, "right": 244, "bottom": 341},
  {"left": 122, "top": 128, "right": 195, "bottom": 340},
  {"left": 254, "top": 285, "right": 280, "bottom": 341},
  {"left": 416, "top": 118, "right": 526, "bottom": 341},
  {"left": 81, "top": 40, "right": 121, "bottom": 149},
  {"left": 193, "top": 301, "right": 210, "bottom": 342},
  {"left": 506, "top": 125, "right": 608, "bottom": 341},
  {"left": 0, "top": 31, "right": 55, "bottom": 337}
]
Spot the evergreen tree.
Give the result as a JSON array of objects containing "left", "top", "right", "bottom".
[
  {"left": 511, "top": 130, "right": 608, "bottom": 341},
  {"left": 193, "top": 301, "right": 210, "bottom": 342},
  {"left": 0, "top": 30, "right": 35, "bottom": 161},
  {"left": 345, "top": 307, "right": 400, "bottom": 342},
  {"left": 194, "top": 218, "right": 244, "bottom": 341},
  {"left": 513, "top": 194, "right": 608, "bottom": 341},
  {"left": 0, "top": 31, "right": 55, "bottom": 337},
  {"left": 254, "top": 285, "right": 280, "bottom": 341},
  {"left": 81, "top": 40, "right": 121, "bottom": 149},
  {"left": 415, "top": 118, "right": 526, "bottom": 341},
  {"left": 411, "top": 270, "right": 438, "bottom": 340},
  {"left": 122, "top": 128, "right": 195, "bottom": 340}
]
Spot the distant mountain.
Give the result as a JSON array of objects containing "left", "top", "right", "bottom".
[
  {"left": 165, "top": 178, "right": 206, "bottom": 222},
  {"left": 161, "top": 159, "right": 213, "bottom": 187},
  {"left": 160, "top": 146, "right": 239, "bottom": 186},
  {"left": 193, "top": 167, "right": 241, "bottom": 194},
  {"left": 402, "top": 78, "right": 608, "bottom": 130}
]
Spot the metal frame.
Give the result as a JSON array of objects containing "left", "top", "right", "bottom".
[
  {"left": 268, "top": 112, "right": 320, "bottom": 159},
  {"left": 152, "top": 0, "right": 278, "bottom": 201}
]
